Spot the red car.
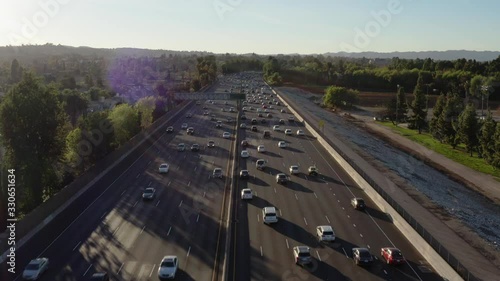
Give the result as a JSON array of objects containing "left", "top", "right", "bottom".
[
  {"left": 380, "top": 247, "right": 405, "bottom": 265},
  {"left": 262, "top": 105, "right": 267, "bottom": 109}
]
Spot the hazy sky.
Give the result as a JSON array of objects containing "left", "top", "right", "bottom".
[{"left": 0, "top": 0, "right": 498, "bottom": 54}]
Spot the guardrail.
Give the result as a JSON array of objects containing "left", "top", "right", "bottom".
[{"left": 270, "top": 86, "right": 473, "bottom": 281}]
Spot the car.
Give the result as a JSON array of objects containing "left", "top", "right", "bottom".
[
  {"left": 241, "top": 139, "right": 249, "bottom": 147},
  {"left": 352, "top": 248, "right": 374, "bottom": 266},
  {"left": 241, "top": 115, "right": 247, "bottom": 120},
  {"left": 256, "top": 159, "right": 267, "bottom": 170},
  {"left": 89, "top": 272, "right": 109, "bottom": 281},
  {"left": 293, "top": 246, "right": 312, "bottom": 265},
  {"left": 186, "top": 127, "right": 194, "bottom": 135},
  {"left": 267, "top": 113, "right": 272, "bottom": 118},
  {"left": 166, "top": 126, "right": 174, "bottom": 133},
  {"left": 213, "top": 168, "right": 223, "bottom": 178},
  {"left": 210, "top": 115, "right": 217, "bottom": 121},
  {"left": 281, "top": 109, "right": 286, "bottom": 113},
  {"left": 221, "top": 108, "right": 225, "bottom": 112},
  {"left": 186, "top": 113, "right": 192, "bottom": 118},
  {"left": 223, "top": 132, "right": 231, "bottom": 139},
  {"left": 181, "top": 123, "right": 188, "bottom": 129},
  {"left": 204, "top": 111, "right": 209, "bottom": 115},
  {"left": 251, "top": 126, "right": 258, "bottom": 132},
  {"left": 278, "top": 141, "right": 288, "bottom": 148},
  {"left": 264, "top": 109, "right": 269, "bottom": 113},
  {"left": 196, "top": 101, "right": 201, "bottom": 105},
  {"left": 177, "top": 143, "right": 186, "bottom": 152},
  {"left": 22, "top": 258, "right": 49, "bottom": 280},
  {"left": 272, "top": 125, "right": 281, "bottom": 131},
  {"left": 263, "top": 130, "right": 271, "bottom": 138},
  {"left": 296, "top": 130, "right": 305, "bottom": 136},
  {"left": 351, "top": 198, "right": 366, "bottom": 210},
  {"left": 203, "top": 105, "right": 207, "bottom": 109},
  {"left": 260, "top": 119, "right": 267, "bottom": 124},
  {"left": 226, "top": 118, "right": 233, "bottom": 123},
  {"left": 276, "top": 173, "right": 288, "bottom": 184},
  {"left": 158, "top": 255, "right": 178, "bottom": 279},
  {"left": 142, "top": 187, "right": 156, "bottom": 200},
  {"left": 381, "top": 247, "right": 405, "bottom": 265},
  {"left": 269, "top": 105, "right": 274, "bottom": 109},
  {"left": 207, "top": 140, "right": 215, "bottom": 147},
  {"left": 241, "top": 150, "right": 249, "bottom": 158},
  {"left": 284, "top": 129, "right": 292, "bottom": 135},
  {"left": 262, "top": 207, "right": 278, "bottom": 224},
  {"left": 216, "top": 121, "right": 222, "bottom": 128},
  {"left": 242, "top": 107, "right": 247, "bottom": 111},
  {"left": 258, "top": 113, "right": 263, "bottom": 117},
  {"left": 257, "top": 145, "right": 265, "bottom": 152},
  {"left": 251, "top": 118, "right": 258, "bottom": 124},
  {"left": 289, "top": 165, "right": 299, "bottom": 175},
  {"left": 191, "top": 143, "right": 200, "bottom": 151},
  {"left": 229, "top": 107, "right": 235, "bottom": 112},
  {"left": 240, "top": 170, "right": 250, "bottom": 179},
  {"left": 279, "top": 119, "right": 285, "bottom": 124},
  {"left": 316, "top": 225, "right": 336, "bottom": 242},
  {"left": 240, "top": 123, "right": 247, "bottom": 129},
  {"left": 308, "top": 166, "right": 318, "bottom": 176},
  {"left": 241, "top": 188, "right": 253, "bottom": 199},
  {"left": 158, "top": 163, "right": 170, "bottom": 173},
  {"left": 288, "top": 116, "right": 295, "bottom": 122}
]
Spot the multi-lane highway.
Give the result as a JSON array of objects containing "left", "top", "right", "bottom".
[
  {"left": 227, "top": 73, "right": 444, "bottom": 281},
  {"left": 1, "top": 88, "right": 240, "bottom": 280},
  {"left": 3, "top": 72, "right": 450, "bottom": 281}
]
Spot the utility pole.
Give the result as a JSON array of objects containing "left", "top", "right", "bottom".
[{"left": 396, "top": 84, "right": 400, "bottom": 125}]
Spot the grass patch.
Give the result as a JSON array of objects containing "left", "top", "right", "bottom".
[{"left": 377, "top": 121, "right": 500, "bottom": 178}]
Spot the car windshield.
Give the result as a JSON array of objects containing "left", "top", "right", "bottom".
[
  {"left": 144, "top": 189, "right": 153, "bottom": 194},
  {"left": 358, "top": 199, "right": 365, "bottom": 204},
  {"left": 298, "top": 252, "right": 310, "bottom": 257},
  {"left": 359, "top": 251, "right": 371, "bottom": 258},
  {"left": 392, "top": 251, "right": 403, "bottom": 257},
  {"left": 323, "top": 231, "right": 334, "bottom": 236},
  {"left": 266, "top": 213, "right": 276, "bottom": 217},
  {"left": 161, "top": 261, "right": 175, "bottom": 267},
  {"left": 161, "top": 164, "right": 167, "bottom": 168},
  {"left": 25, "top": 263, "right": 40, "bottom": 270}
]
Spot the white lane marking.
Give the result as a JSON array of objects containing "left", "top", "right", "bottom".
[
  {"left": 285, "top": 239, "right": 289, "bottom": 249},
  {"left": 274, "top": 188, "right": 277, "bottom": 194},
  {"left": 342, "top": 248, "right": 348, "bottom": 258},
  {"left": 188, "top": 181, "right": 191, "bottom": 187},
  {"left": 255, "top": 191, "right": 258, "bottom": 196},
  {"left": 187, "top": 246, "right": 191, "bottom": 257},
  {"left": 295, "top": 193, "right": 298, "bottom": 200},
  {"left": 279, "top": 209, "right": 282, "bottom": 216},
  {"left": 260, "top": 246, "right": 263, "bottom": 256},
  {"left": 178, "top": 200, "right": 183, "bottom": 207},
  {"left": 314, "top": 192, "right": 318, "bottom": 198},
  {"left": 136, "top": 173, "right": 140, "bottom": 178},
  {"left": 168, "top": 181, "right": 171, "bottom": 186},
  {"left": 100, "top": 212, "right": 106, "bottom": 219},
  {"left": 305, "top": 175, "right": 308, "bottom": 180},
  {"left": 325, "top": 215, "right": 330, "bottom": 223},
  {"left": 148, "top": 181, "right": 152, "bottom": 186},
  {"left": 384, "top": 270, "right": 388, "bottom": 275},
  {"left": 353, "top": 224, "right": 356, "bottom": 228},
  {"left": 117, "top": 263, "right": 124, "bottom": 274},
  {"left": 360, "top": 234, "right": 363, "bottom": 238},
  {"left": 282, "top": 162, "right": 285, "bottom": 167},
  {"left": 140, "top": 225, "right": 146, "bottom": 234},
  {"left": 304, "top": 217, "right": 308, "bottom": 226},
  {"left": 121, "top": 190, "right": 126, "bottom": 196},
  {"left": 83, "top": 264, "right": 92, "bottom": 276},
  {"left": 113, "top": 226, "right": 120, "bottom": 236},
  {"left": 72, "top": 241, "right": 81, "bottom": 251},
  {"left": 316, "top": 250, "right": 322, "bottom": 262},
  {"left": 292, "top": 152, "right": 295, "bottom": 155},
  {"left": 257, "top": 214, "right": 260, "bottom": 222},
  {"left": 133, "top": 201, "right": 138, "bottom": 208},
  {"left": 156, "top": 200, "right": 160, "bottom": 207},
  {"left": 167, "top": 226, "right": 172, "bottom": 236},
  {"left": 196, "top": 214, "right": 200, "bottom": 222},
  {"left": 177, "top": 165, "right": 180, "bottom": 170},
  {"left": 347, "top": 215, "right": 350, "bottom": 218},
  {"left": 203, "top": 192, "right": 206, "bottom": 197},
  {"left": 149, "top": 265, "right": 156, "bottom": 277},
  {"left": 148, "top": 161, "right": 151, "bottom": 165},
  {"left": 342, "top": 207, "right": 345, "bottom": 210},
  {"left": 367, "top": 244, "right": 371, "bottom": 249},
  {"left": 194, "top": 166, "right": 197, "bottom": 171}
]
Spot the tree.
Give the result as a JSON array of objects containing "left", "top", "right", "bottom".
[
  {"left": 493, "top": 124, "right": 500, "bottom": 168},
  {"left": 323, "top": 86, "right": 359, "bottom": 108},
  {"left": 59, "top": 89, "right": 89, "bottom": 126},
  {"left": 135, "top": 96, "right": 156, "bottom": 129},
  {"left": 436, "top": 94, "right": 463, "bottom": 147},
  {"left": 108, "top": 104, "right": 140, "bottom": 146},
  {"left": 430, "top": 93, "right": 446, "bottom": 139},
  {"left": 60, "top": 75, "right": 77, "bottom": 90},
  {"left": 384, "top": 97, "right": 397, "bottom": 123},
  {"left": 396, "top": 86, "right": 408, "bottom": 122},
  {"left": 408, "top": 73, "right": 428, "bottom": 133},
  {"left": 479, "top": 112, "right": 496, "bottom": 163},
  {"left": 456, "top": 104, "right": 480, "bottom": 156},
  {"left": 0, "top": 72, "right": 68, "bottom": 210},
  {"left": 10, "top": 59, "right": 22, "bottom": 83},
  {"left": 84, "top": 74, "right": 94, "bottom": 88}
]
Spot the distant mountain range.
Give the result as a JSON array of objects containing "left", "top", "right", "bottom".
[{"left": 323, "top": 50, "right": 500, "bottom": 62}]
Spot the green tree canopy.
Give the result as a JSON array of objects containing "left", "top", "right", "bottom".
[
  {"left": 409, "top": 73, "right": 428, "bottom": 133},
  {"left": 456, "top": 104, "right": 480, "bottom": 156},
  {"left": 108, "top": 104, "right": 140, "bottom": 146},
  {"left": 323, "top": 86, "right": 359, "bottom": 108}
]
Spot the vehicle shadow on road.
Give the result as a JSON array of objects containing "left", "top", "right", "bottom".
[
  {"left": 321, "top": 237, "right": 357, "bottom": 257},
  {"left": 298, "top": 259, "right": 352, "bottom": 281},
  {"left": 273, "top": 218, "right": 317, "bottom": 247},
  {"left": 260, "top": 151, "right": 282, "bottom": 158},
  {"left": 247, "top": 195, "right": 275, "bottom": 209},
  {"left": 250, "top": 176, "right": 270, "bottom": 187},
  {"left": 283, "top": 146, "right": 304, "bottom": 154},
  {"left": 286, "top": 181, "right": 313, "bottom": 193},
  {"left": 176, "top": 269, "right": 196, "bottom": 281},
  {"left": 315, "top": 174, "right": 357, "bottom": 188},
  {"left": 364, "top": 207, "right": 393, "bottom": 223}
]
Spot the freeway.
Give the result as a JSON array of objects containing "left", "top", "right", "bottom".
[
  {"left": 0, "top": 92, "right": 239, "bottom": 280},
  {"left": 227, "top": 74, "right": 445, "bottom": 281}
]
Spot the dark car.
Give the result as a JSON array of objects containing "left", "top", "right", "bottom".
[
  {"left": 166, "top": 126, "right": 174, "bottom": 133},
  {"left": 351, "top": 198, "right": 366, "bottom": 210},
  {"left": 240, "top": 170, "right": 250, "bottom": 179},
  {"left": 251, "top": 126, "right": 258, "bottom": 132},
  {"left": 241, "top": 140, "right": 249, "bottom": 147},
  {"left": 191, "top": 144, "right": 200, "bottom": 152},
  {"left": 260, "top": 119, "right": 267, "bottom": 124},
  {"left": 142, "top": 188, "right": 156, "bottom": 200},
  {"left": 240, "top": 115, "right": 247, "bottom": 120},
  {"left": 90, "top": 273, "right": 109, "bottom": 281},
  {"left": 251, "top": 118, "right": 258, "bottom": 124},
  {"left": 352, "top": 248, "right": 373, "bottom": 266}
]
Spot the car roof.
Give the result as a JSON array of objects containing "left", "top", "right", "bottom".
[
  {"left": 317, "top": 225, "right": 333, "bottom": 231},
  {"left": 29, "top": 258, "right": 47, "bottom": 265},
  {"left": 162, "top": 255, "right": 177, "bottom": 261},
  {"left": 264, "top": 206, "right": 276, "bottom": 212},
  {"left": 290, "top": 165, "right": 298, "bottom": 168},
  {"left": 353, "top": 247, "right": 370, "bottom": 253},
  {"left": 295, "top": 246, "right": 310, "bottom": 252}
]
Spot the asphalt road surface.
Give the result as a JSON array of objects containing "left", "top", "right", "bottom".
[{"left": 1, "top": 93, "right": 238, "bottom": 281}]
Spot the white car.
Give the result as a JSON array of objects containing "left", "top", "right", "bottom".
[
  {"left": 241, "top": 188, "right": 253, "bottom": 200},
  {"left": 257, "top": 145, "right": 265, "bottom": 152},
  {"left": 181, "top": 123, "right": 188, "bottom": 129},
  {"left": 316, "top": 225, "right": 336, "bottom": 242},
  {"left": 240, "top": 123, "right": 247, "bottom": 129},
  {"left": 241, "top": 150, "right": 250, "bottom": 158},
  {"left": 22, "top": 258, "right": 49, "bottom": 280},
  {"left": 158, "top": 163, "right": 170, "bottom": 173},
  {"left": 207, "top": 140, "right": 215, "bottom": 147},
  {"left": 158, "top": 256, "right": 178, "bottom": 279},
  {"left": 296, "top": 130, "right": 305, "bottom": 136},
  {"left": 223, "top": 132, "right": 231, "bottom": 139},
  {"left": 272, "top": 125, "right": 281, "bottom": 131},
  {"left": 177, "top": 143, "right": 186, "bottom": 152},
  {"left": 284, "top": 129, "right": 292, "bottom": 135},
  {"left": 289, "top": 165, "right": 299, "bottom": 175},
  {"left": 278, "top": 141, "right": 288, "bottom": 148}
]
